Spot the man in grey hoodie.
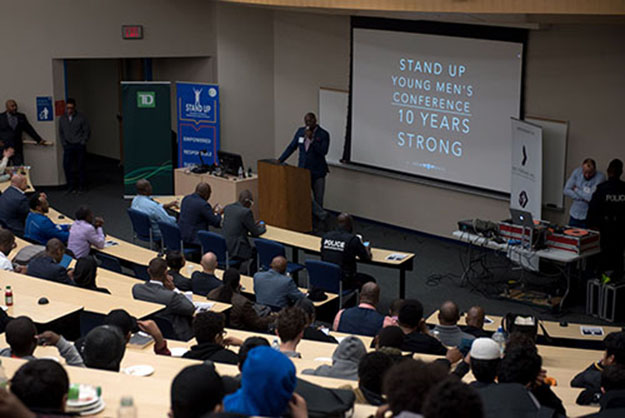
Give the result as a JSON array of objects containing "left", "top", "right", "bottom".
[
  {"left": 302, "top": 336, "right": 366, "bottom": 380},
  {"left": 0, "top": 316, "right": 84, "bottom": 366}
]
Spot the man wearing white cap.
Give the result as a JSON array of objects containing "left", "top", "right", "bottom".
[{"left": 453, "top": 338, "right": 501, "bottom": 388}]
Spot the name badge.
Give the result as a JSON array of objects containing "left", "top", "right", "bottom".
[{"left": 298, "top": 136, "right": 305, "bottom": 144}]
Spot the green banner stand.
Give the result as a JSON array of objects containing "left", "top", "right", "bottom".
[{"left": 121, "top": 82, "right": 173, "bottom": 196}]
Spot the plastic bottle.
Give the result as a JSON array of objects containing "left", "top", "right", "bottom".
[
  {"left": 117, "top": 396, "right": 137, "bottom": 418},
  {"left": 431, "top": 328, "right": 440, "bottom": 340},
  {"left": 5, "top": 286, "right": 13, "bottom": 306},
  {"left": 0, "top": 360, "right": 8, "bottom": 389},
  {"left": 238, "top": 166, "right": 244, "bottom": 179},
  {"left": 492, "top": 326, "right": 506, "bottom": 357}
]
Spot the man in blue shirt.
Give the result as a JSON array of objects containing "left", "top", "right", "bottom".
[
  {"left": 564, "top": 158, "right": 606, "bottom": 228},
  {"left": 253, "top": 256, "right": 305, "bottom": 308},
  {"left": 24, "top": 192, "right": 70, "bottom": 244},
  {"left": 278, "top": 112, "right": 330, "bottom": 227},
  {"left": 130, "top": 179, "right": 178, "bottom": 240}
]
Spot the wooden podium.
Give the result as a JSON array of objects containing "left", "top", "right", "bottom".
[{"left": 257, "top": 160, "right": 312, "bottom": 232}]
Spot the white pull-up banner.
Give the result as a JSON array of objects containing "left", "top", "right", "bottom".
[{"left": 510, "top": 118, "right": 543, "bottom": 220}]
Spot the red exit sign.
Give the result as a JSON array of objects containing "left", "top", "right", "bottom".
[{"left": 122, "top": 25, "right": 143, "bottom": 40}]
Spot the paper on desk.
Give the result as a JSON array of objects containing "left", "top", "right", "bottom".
[
  {"left": 104, "top": 240, "right": 118, "bottom": 248},
  {"left": 580, "top": 326, "right": 604, "bottom": 336},
  {"left": 194, "top": 301, "right": 215, "bottom": 313},
  {"left": 385, "top": 253, "right": 407, "bottom": 261}
]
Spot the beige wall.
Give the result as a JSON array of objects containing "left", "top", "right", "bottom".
[
  {"left": 216, "top": 3, "right": 276, "bottom": 170},
  {"left": 1, "top": 0, "right": 217, "bottom": 185},
  {"left": 272, "top": 12, "right": 625, "bottom": 236}
]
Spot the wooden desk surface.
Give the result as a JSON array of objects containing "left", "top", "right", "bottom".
[
  {"left": 0, "top": 270, "right": 162, "bottom": 319},
  {"left": 0, "top": 291, "right": 81, "bottom": 324},
  {"left": 155, "top": 196, "right": 415, "bottom": 267},
  {"left": 0, "top": 167, "right": 34, "bottom": 193},
  {"left": 426, "top": 310, "right": 621, "bottom": 342}
]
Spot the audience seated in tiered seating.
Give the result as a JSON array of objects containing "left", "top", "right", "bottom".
[
  {"left": 24, "top": 192, "right": 70, "bottom": 245},
  {"left": 572, "top": 331, "right": 625, "bottom": 405},
  {"left": 253, "top": 256, "right": 305, "bottom": 308},
  {"left": 333, "top": 282, "right": 395, "bottom": 337},
  {"left": 82, "top": 325, "right": 126, "bottom": 372},
  {"left": 191, "top": 252, "right": 222, "bottom": 296},
  {"left": 72, "top": 256, "right": 110, "bottom": 294},
  {"left": 457, "top": 338, "right": 501, "bottom": 389},
  {"left": 276, "top": 306, "right": 308, "bottom": 359},
  {"left": 131, "top": 179, "right": 177, "bottom": 241},
  {"left": 182, "top": 311, "right": 241, "bottom": 364},
  {"left": 170, "top": 364, "right": 225, "bottom": 418},
  {"left": 178, "top": 182, "right": 222, "bottom": 247},
  {"left": 588, "top": 363, "right": 625, "bottom": 417},
  {"left": 0, "top": 174, "right": 29, "bottom": 237},
  {"left": 0, "top": 228, "right": 24, "bottom": 272},
  {"left": 433, "top": 301, "right": 476, "bottom": 347},
  {"left": 167, "top": 250, "right": 192, "bottom": 291},
  {"left": 0, "top": 316, "right": 83, "bottom": 366},
  {"left": 375, "top": 326, "right": 407, "bottom": 362},
  {"left": 208, "top": 268, "right": 275, "bottom": 332},
  {"left": 351, "top": 351, "right": 394, "bottom": 405},
  {"left": 223, "top": 345, "right": 306, "bottom": 418},
  {"left": 26, "top": 238, "right": 73, "bottom": 285},
  {"left": 295, "top": 298, "right": 338, "bottom": 344},
  {"left": 10, "top": 359, "right": 71, "bottom": 417},
  {"left": 422, "top": 377, "right": 484, "bottom": 418},
  {"left": 302, "top": 335, "right": 366, "bottom": 380},
  {"left": 132, "top": 257, "right": 195, "bottom": 341},
  {"left": 463, "top": 305, "right": 489, "bottom": 338},
  {"left": 67, "top": 205, "right": 105, "bottom": 258}
]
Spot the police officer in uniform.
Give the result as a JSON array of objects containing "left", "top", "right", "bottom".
[
  {"left": 587, "top": 159, "right": 625, "bottom": 280},
  {"left": 320, "top": 212, "right": 374, "bottom": 290}
]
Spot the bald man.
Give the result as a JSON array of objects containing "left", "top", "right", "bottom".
[
  {"left": 222, "top": 189, "right": 266, "bottom": 272},
  {"left": 0, "top": 99, "right": 47, "bottom": 165},
  {"left": 432, "top": 301, "right": 475, "bottom": 347},
  {"left": 321, "top": 213, "right": 373, "bottom": 290},
  {"left": 191, "top": 252, "right": 222, "bottom": 296},
  {"left": 131, "top": 179, "right": 178, "bottom": 240},
  {"left": 0, "top": 174, "right": 30, "bottom": 236},
  {"left": 464, "top": 306, "right": 489, "bottom": 338},
  {"left": 332, "top": 282, "right": 396, "bottom": 337},
  {"left": 253, "top": 256, "right": 305, "bottom": 308},
  {"left": 26, "top": 238, "right": 73, "bottom": 285},
  {"left": 179, "top": 182, "right": 223, "bottom": 246}
]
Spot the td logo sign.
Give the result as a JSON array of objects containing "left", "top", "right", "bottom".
[{"left": 137, "top": 91, "right": 156, "bottom": 108}]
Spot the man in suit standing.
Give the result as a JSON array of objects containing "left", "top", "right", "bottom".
[
  {"left": 278, "top": 112, "right": 330, "bottom": 228},
  {"left": 59, "top": 98, "right": 90, "bottom": 194},
  {"left": 253, "top": 256, "right": 305, "bottom": 309},
  {"left": 222, "top": 189, "right": 266, "bottom": 272},
  {"left": 178, "top": 182, "right": 222, "bottom": 246},
  {"left": 0, "top": 174, "right": 30, "bottom": 236},
  {"left": 0, "top": 100, "right": 48, "bottom": 165},
  {"left": 132, "top": 257, "right": 195, "bottom": 341}
]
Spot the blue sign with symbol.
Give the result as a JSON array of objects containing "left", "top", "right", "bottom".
[
  {"left": 176, "top": 82, "right": 220, "bottom": 167},
  {"left": 36, "top": 96, "right": 53, "bottom": 122}
]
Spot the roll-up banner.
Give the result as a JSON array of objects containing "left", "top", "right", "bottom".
[
  {"left": 510, "top": 118, "right": 543, "bottom": 220},
  {"left": 121, "top": 82, "right": 173, "bottom": 196}
]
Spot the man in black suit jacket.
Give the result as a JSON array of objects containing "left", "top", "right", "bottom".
[
  {"left": 26, "top": 238, "right": 73, "bottom": 285},
  {"left": 222, "top": 189, "right": 266, "bottom": 270},
  {"left": 0, "top": 100, "right": 47, "bottom": 165},
  {"left": 132, "top": 257, "right": 196, "bottom": 341},
  {"left": 0, "top": 174, "right": 30, "bottom": 236},
  {"left": 178, "top": 182, "right": 223, "bottom": 246}
]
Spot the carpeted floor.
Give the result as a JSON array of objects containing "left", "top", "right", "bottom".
[{"left": 39, "top": 154, "right": 622, "bottom": 327}]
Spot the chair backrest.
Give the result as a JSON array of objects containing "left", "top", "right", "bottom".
[
  {"left": 131, "top": 263, "right": 150, "bottom": 281},
  {"left": 305, "top": 260, "right": 342, "bottom": 294},
  {"left": 197, "top": 231, "right": 228, "bottom": 263},
  {"left": 127, "top": 208, "right": 152, "bottom": 240},
  {"left": 96, "top": 253, "right": 122, "bottom": 273},
  {"left": 254, "top": 238, "right": 286, "bottom": 271},
  {"left": 158, "top": 221, "right": 182, "bottom": 251}
]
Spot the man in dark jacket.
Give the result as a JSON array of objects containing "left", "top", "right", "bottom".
[
  {"left": 0, "top": 99, "right": 47, "bottom": 165},
  {"left": 191, "top": 252, "right": 222, "bottom": 296},
  {"left": 27, "top": 238, "right": 74, "bottom": 285},
  {"left": 583, "top": 364, "right": 625, "bottom": 417},
  {"left": 183, "top": 311, "right": 241, "bottom": 364},
  {"left": 572, "top": 331, "right": 625, "bottom": 405},
  {"left": 59, "top": 98, "right": 90, "bottom": 193},
  {"left": 397, "top": 299, "right": 447, "bottom": 355},
  {"left": 587, "top": 159, "right": 625, "bottom": 279},
  {"left": 178, "top": 182, "right": 222, "bottom": 246},
  {"left": 222, "top": 189, "right": 265, "bottom": 270},
  {"left": 0, "top": 174, "right": 30, "bottom": 236},
  {"left": 278, "top": 112, "right": 330, "bottom": 225}
]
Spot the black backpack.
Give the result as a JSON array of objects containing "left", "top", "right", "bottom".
[{"left": 293, "top": 378, "right": 355, "bottom": 418}]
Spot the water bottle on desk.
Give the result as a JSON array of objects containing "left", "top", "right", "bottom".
[
  {"left": 492, "top": 326, "right": 506, "bottom": 357},
  {"left": 5, "top": 286, "right": 13, "bottom": 306},
  {"left": 238, "top": 166, "right": 244, "bottom": 179},
  {"left": 118, "top": 396, "right": 136, "bottom": 418}
]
